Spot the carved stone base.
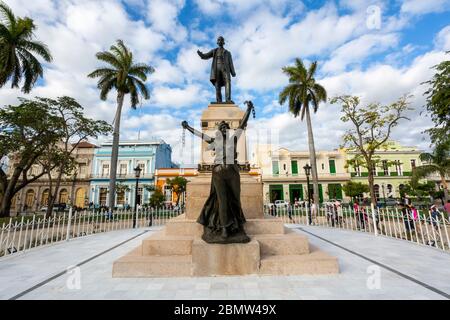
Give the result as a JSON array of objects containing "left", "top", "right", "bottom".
[
  {"left": 185, "top": 172, "right": 264, "bottom": 220},
  {"left": 112, "top": 215, "right": 339, "bottom": 277}
]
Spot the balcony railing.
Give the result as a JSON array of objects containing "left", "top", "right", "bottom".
[{"left": 92, "top": 173, "right": 154, "bottom": 179}]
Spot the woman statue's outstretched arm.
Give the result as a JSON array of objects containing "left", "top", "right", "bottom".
[
  {"left": 238, "top": 101, "right": 255, "bottom": 130},
  {"left": 181, "top": 121, "right": 214, "bottom": 143}
]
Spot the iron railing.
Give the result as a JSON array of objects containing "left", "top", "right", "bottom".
[
  {"left": 264, "top": 204, "right": 450, "bottom": 252},
  {"left": 0, "top": 207, "right": 183, "bottom": 257}
]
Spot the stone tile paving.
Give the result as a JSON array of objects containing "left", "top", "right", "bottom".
[{"left": 0, "top": 225, "right": 448, "bottom": 300}]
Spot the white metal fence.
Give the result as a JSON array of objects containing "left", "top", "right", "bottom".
[
  {"left": 0, "top": 207, "right": 183, "bottom": 258},
  {"left": 1, "top": 204, "right": 449, "bottom": 258},
  {"left": 265, "top": 204, "right": 450, "bottom": 252}
]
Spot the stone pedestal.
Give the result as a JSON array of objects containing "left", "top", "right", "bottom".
[
  {"left": 112, "top": 214, "right": 339, "bottom": 277},
  {"left": 186, "top": 172, "right": 263, "bottom": 220}
]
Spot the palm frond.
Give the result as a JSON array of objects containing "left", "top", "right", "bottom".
[
  {"left": 307, "top": 61, "right": 318, "bottom": 80},
  {"left": 419, "top": 152, "right": 434, "bottom": 163},
  {"left": 412, "top": 164, "right": 440, "bottom": 183},
  {"left": 88, "top": 68, "right": 116, "bottom": 79},
  {"left": 0, "top": 1, "right": 16, "bottom": 29},
  {"left": 17, "top": 40, "right": 52, "bottom": 62},
  {"left": 99, "top": 78, "right": 116, "bottom": 101},
  {"left": 131, "top": 77, "right": 150, "bottom": 100},
  {"left": 94, "top": 51, "right": 122, "bottom": 70}
]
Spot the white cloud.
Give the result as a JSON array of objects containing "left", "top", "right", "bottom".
[
  {"left": 401, "top": 0, "right": 450, "bottom": 15},
  {"left": 435, "top": 25, "right": 450, "bottom": 51},
  {"left": 146, "top": 0, "right": 187, "bottom": 42},
  {"left": 323, "top": 33, "right": 399, "bottom": 73},
  {"left": 151, "top": 84, "right": 210, "bottom": 108}
]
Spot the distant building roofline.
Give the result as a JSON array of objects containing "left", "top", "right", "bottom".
[{"left": 101, "top": 139, "right": 167, "bottom": 146}]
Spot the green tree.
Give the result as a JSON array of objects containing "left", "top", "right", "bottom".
[
  {"left": 342, "top": 181, "right": 370, "bottom": 202},
  {"left": 149, "top": 188, "right": 165, "bottom": 208},
  {"left": 412, "top": 141, "right": 450, "bottom": 202},
  {"left": 0, "top": 1, "right": 52, "bottom": 93},
  {"left": 402, "top": 181, "right": 436, "bottom": 201},
  {"left": 279, "top": 58, "right": 327, "bottom": 205},
  {"left": 423, "top": 52, "right": 450, "bottom": 146},
  {"left": 330, "top": 95, "right": 412, "bottom": 206},
  {"left": 0, "top": 98, "right": 61, "bottom": 217},
  {"left": 166, "top": 176, "right": 187, "bottom": 206},
  {"left": 88, "top": 40, "right": 154, "bottom": 212},
  {"left": 38, "top": 97, "right": 111, "bottom": 216}
]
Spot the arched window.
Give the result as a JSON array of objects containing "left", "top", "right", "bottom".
[
  {"left": 41, "top": 189, "right": 49, "bottom": 206},
  {"left": 59, "top": 189, "right": 68, "bottom": 204},
  {"left": 75, "top": 188, "right": 86, "bottom": 208},
  {"left": 387, "top": 184, "right": 393, "bottom": 197},
  {"left": 374, "top": 184, "right": 380, "bottom": 200},
  {"left": 25, "top": 190, "right": 35, "bottom": 209}
]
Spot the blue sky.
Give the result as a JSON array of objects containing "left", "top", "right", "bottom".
[{"left": 1, "top": 0, "right": 450, "bottom": 165}]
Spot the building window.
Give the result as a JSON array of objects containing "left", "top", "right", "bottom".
[
  {"left": 41, "top": 189, "right": 49, "bottom": 206},
  {"left": 138, "top": 163, "right": 145, "bottom": 175},
  {"left": 374, "top": 184, "right": 380, "bottom": 200},
  {"left": 371, "top": 162, "right": 377, "bottom": 176},
  {"left": 99, "top": 188, "right": 108, "bottom": 206},
  {"left": 382, "top": 160, "right": 389, "bottom": 175},
  {"left": 164, "top": 186, "right": 172, "bottom": 202},
  {"left": 31, "top": 165, "right": 40, "bottom": 176},
  {"left": 291, "top": 161, "right": 298, "bottom": 175},
  {"left": 25, "top": 190, "right": 35, "bottom": 209},
  {"left": 117, "top": 190, "right": 125, "bottom": 205},
  {"left": 395, "top": 160, "right": 402, "bottom": 175},
  {"left": 410, "top": 159, "right": 416, "bottom": 170},
  {"left": 355, "top": 164, "right": 361, "bottom": 177},
  {"left": 329, "top": 159, "right": 336, "bottom": 174},
  {"left": 387, "top": 184, "right": 393, "bottom": 197},
  {"left": 119, "top": 163, "right": 127, "bottom": 176},
  {"left": 79, "top": 164, "right": 87, "bottom": 176},
  {"left": 102, "top": 164, "right": 109, "bottom": 177},
  {"left": 272, "top": 161, "right": 279, "bottom": 175},
  {"left": 137, "top": 187, "right": 143, "bottom": 205},
  {"left": 59, "top": 189, "right": 68, "bottom": 204}
]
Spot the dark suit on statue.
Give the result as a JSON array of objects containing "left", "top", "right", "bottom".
[{"left": 198, "top": 48, "right": 236, "bottom": 102}]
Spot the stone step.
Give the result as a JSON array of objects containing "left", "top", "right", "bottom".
[
  {"left": 252, "top": 231, "right": 310, "bottom": 256},
  {"left": 112, "top": 253, "right": 192, "bottom": 278},
  {"left": 245, "top": 218, "right": 285, "bottom": 235},
  {"left": 192, "top": 239, "right": 260, "bottom": 276},
  {"left": 259, "top": 249, "right": 339, "bottom": 275},
  {"left": 165, "top": 217, "right": 285, "bottom": 237},
  {"left": 142, "top": 235, "right": 194, "bottom": 256}
]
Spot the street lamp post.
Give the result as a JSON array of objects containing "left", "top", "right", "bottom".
[
  {"left": 303, "top": 164, "right": 312, "bottom": 225},
  {"left": 381, "top": 183, "right": 387, "bottom": 207},
  {"left": 133, "top": 166, "right": 142, "bottom": 229}
]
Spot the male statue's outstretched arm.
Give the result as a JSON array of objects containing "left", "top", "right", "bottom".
[
  {"left": 238, "top": 101, "right": 255, "bottom": 130},
  {"left": 197, "top": 49, "right": 213, "bottom": 60},
  {"left": 182, "top": 121, "right": 214, "bottom": 143}
]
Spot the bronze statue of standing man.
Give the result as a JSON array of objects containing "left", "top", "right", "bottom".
[{"left": 197, "top": 36, "right": 236, "bottom": 103}]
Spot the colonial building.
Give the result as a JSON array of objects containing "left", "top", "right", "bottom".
[
  {"left": 345, "top": 140, "right": 423, "bottom": 200},
  {"left": 253, "top": 145, "right": 351, "bottom": 204},
  {"left": 89, "top": 140, "right": 173, "bottom": 208},
  {"left": 9, "top": 141, "right": 97, "bottom": 215},
  {"left": 154, "top": 168, "right": 198, "bottom": 205}
]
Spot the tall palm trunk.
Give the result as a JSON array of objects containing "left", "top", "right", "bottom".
[
  {"left": 441, "top": 175, "right": 449, "bottom": 202},
  {"left": 108, "top": 92, "right": 124, "bottom": 211},
  {"left": 305, "top": 105, "right": 320, "bottom": 206}
]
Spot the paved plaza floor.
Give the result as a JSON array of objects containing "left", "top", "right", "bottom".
[{"left": 0, "top": 225, "right": 449, "bottom": 300}]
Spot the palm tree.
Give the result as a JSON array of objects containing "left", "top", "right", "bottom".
[
  {"left": 412, "top": 141, "right": 450, "bottom": 202},
  {"left": 88, "top": 40, "right": 154, "bottom": 211},
  {"left": 0, "top": 1, "right": 52, "bottom": 93},
  {"left": 279, "top": 58, "right": 327, "bottom": 206}
]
